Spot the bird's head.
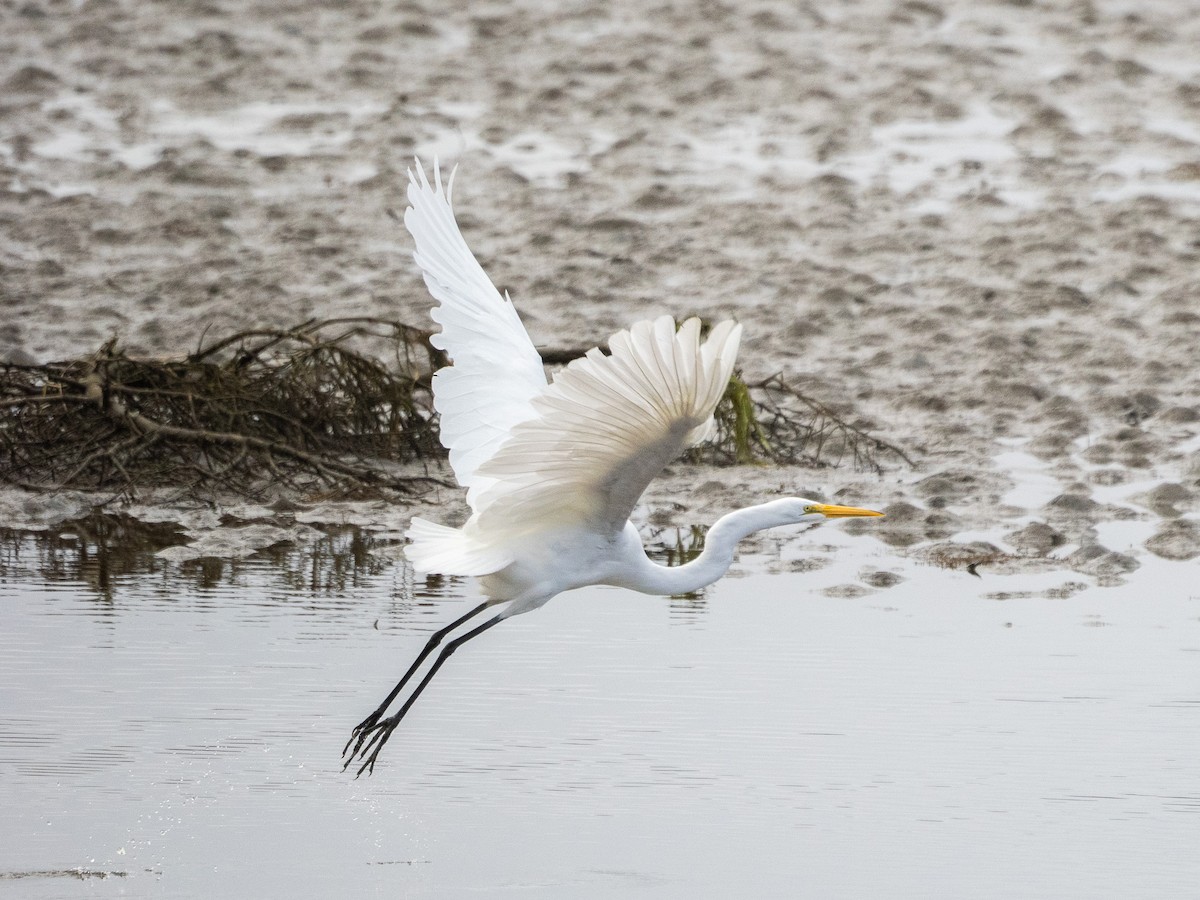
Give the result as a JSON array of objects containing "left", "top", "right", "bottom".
[{"left": 780, "top": 498, "right": 885, "bottom": 525}]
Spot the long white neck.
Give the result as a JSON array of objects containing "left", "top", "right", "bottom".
[{"left": 615, "top": 500, "right": 813, "bottom": 596}]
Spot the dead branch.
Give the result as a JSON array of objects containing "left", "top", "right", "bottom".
[{"left": 0, "top": 320, "right": 450, "bottom": 502}]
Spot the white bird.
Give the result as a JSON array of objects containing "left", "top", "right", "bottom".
[{"left": 344, "top": 161, "right": 882, "bottom": 774}]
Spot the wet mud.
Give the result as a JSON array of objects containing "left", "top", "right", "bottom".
[{"left": 2, "top": 0, "right": 1198, "bottom": 584}]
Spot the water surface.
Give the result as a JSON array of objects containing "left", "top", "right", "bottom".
[{"left": 1, "top": 522, "right": 1197, "bottom": 898}]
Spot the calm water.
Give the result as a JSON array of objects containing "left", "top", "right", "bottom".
[{"left": 1, "top": 519, "right": 1197, "bottom": 898}]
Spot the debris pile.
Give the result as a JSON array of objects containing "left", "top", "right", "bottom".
[{"left": 1, "top": 319, "right": 910, "bottom": 502}]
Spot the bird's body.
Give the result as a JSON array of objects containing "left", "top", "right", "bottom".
[
  {"left": 479, "top": 521, "right": 641, "bottom": 606},
  {"left": 344, "top": 161, "right": 882, "bottom": 774}
]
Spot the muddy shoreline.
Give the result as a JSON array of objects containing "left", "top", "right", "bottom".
[{"left": 3, "top": 1, "right": 1198, "bottom": 584}]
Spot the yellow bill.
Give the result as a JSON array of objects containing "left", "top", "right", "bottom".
[{"left": 811, "top": 504, "right": 885, "bottom": 518}]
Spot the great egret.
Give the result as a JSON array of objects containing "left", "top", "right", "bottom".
[{"left": 344, "top": 161, "right": 882, "bottom": 774}]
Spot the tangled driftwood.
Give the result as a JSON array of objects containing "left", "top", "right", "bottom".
[
  {"left": 0, "top": 318, "right": 449, "bottom": 501},
  {"left": 0, "top": 318, "right": 910, "bottom": 502}
]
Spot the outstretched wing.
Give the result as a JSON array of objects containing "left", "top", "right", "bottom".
[
  {"left": 404, "top": 160, "right": 548, "bottom": 501},
  {"left": 470, "top": 316, "right": 742, "bottom": 537}
]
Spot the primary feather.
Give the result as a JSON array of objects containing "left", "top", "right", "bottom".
[
  {"left": 404, "top": 163, "right": 547, "bottom": 501},
  {"left": 403, "top": 160, "right": 740, "bottom": 579}
]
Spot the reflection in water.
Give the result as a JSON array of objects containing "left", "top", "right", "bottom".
[
  {"left": 652, "top": 524, "right": 708, "bottom": 568},
  {"left": 0, "top": 513, "right": 709, "bottom": 609},
  {"left": 646, "top": 523, "right": 710, "bottom": 614},
  {"left": 217, "top": 523, "right": 394, "bottom": 595},
  {"left": 0, "top": 512, "right": 404, "bottom": 599},
  {"left": 0, "top": 513, "right": 188, "bottom": 598}
]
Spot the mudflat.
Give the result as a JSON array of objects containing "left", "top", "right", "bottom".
[{"left": 2, "top": 1, "right": 1198, "bottom": 582}]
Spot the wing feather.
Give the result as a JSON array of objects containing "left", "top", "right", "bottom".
[
  {"left": 404, "top": 160, "right": 547, "bottom": 499},
  {"left": 402, "top": 161, "right": 742, "bottom": 577},
  {"left": 469, "top": 316, "right": 742, "bottom": 537}
]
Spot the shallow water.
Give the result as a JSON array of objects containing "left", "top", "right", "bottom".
[{"left": 2, "top": 522, "right": 1198, "bottom": 898}]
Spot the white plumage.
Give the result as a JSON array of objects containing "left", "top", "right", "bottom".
[
  {"left": 403, "top": 164, "right": 547, "bottom": 498},
  {"left": 344, "top": 160, "right": 882, "bottom": 775},
  {"left": 403, "top": 163, "right": 743, "bottom": 581}
]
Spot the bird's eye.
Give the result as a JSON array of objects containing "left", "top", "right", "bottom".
[{"left": 803, "top": 505, "right": 815, "bottom": 514}]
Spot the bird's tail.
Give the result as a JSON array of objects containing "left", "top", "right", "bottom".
[{"left": 404, "top": 517, "right": 513, "bottom": 577}]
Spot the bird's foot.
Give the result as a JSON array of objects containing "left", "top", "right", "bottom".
[{"left": 341, "top": 708, "right": 400, "bottom": 777}]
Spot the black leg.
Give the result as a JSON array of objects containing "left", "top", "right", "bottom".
[
  {"left": 345, "top": 612, "right": 507, "bottom": 776},
  {"left": 343, "top": 601, "right": 489, "bottom": 760}
]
